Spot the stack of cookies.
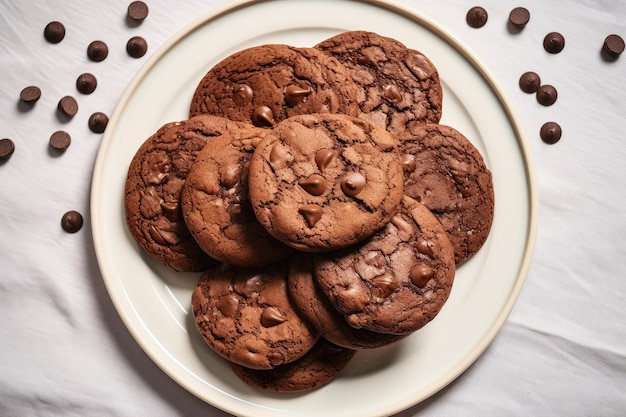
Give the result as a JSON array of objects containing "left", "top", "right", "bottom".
[{"left": 124, "top": 31, "right": 494, "bottom": 392}]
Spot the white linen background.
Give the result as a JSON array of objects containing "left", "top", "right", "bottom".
[{"left": 1, "top": 0, "right": 624, "bottom": 416}]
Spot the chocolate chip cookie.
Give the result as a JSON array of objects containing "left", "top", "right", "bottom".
[
  {"left": 191, "top": 263, "right": 319, "bottom": 370},
  {"left": 189, "top": 43, "right": 360, "bottom": 126},
  {"left": 396, "top": 123, "right": 494, "bottom": 264},
  {"left": 248, "top": 113, "right": 404, "bottom": 252},
  {"left": 316, "top": 30, "right": 442, "bottom": 132},
  {"left": 314, "top": 196, "right": 455, "bottom": 335},
  {"left": 230, "top": 338, "right": 355, "bottom": 392},
  {"left": 124, "top": 115, "right": 252, "bottom": 272},
  {"left": 181, "top": 126, "right": 294, "bottom": 267}
]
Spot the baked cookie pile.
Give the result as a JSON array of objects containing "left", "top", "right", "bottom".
[{"left": 124, "top": 31, "right": 494, "bottom": 392}]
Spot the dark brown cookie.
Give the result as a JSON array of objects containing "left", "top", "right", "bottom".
[
  {"left": 316, "top": 31, "right": 442, "bottom": 132},
  {"left": 395, "top": 123, "right": 495, "bottom": 264},
  {"left": 230, "top": 338, "right": 355, "bottom": 393},
  {"left": 248, "top": 113, "right": 404, "bottom": 252},
  {"left": 189, "top": 43, "right": 360, "bottom": 126},
  {"left": 124, "top": 115, "right": 252, "bottom": 272},
  {"left": 314, "top": 196, "right": 455, "bottom": 335},
  {"left": 288, "top": 253, "right": 405, "bottom": 349},
  {"left": 191, "top": 263, "right": 319, "bottom": 370},
  {"left": 181, "top": 126, "right": 294, "bottom": 267}
]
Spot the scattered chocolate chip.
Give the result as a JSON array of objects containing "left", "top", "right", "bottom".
[
  {"left": 466, "top": 7, "right": 488, "bottom": 28},
  {"left": 0, "top": 138, "right": 15, "bottom": 161},
  {"left": 536, "top": 84, "right": 558, "bottom": 106},
  {"left": 76, "top": 73, "right": 97, "bottom": 94},
  {"left": 519, "top": 71, "right": 541, "bottom": 93},
  {"left": 44, "top": 21, "right": 65, "bottom": 43},
  {"left": 284, "top": 85, "right": 311, "bottom": 106},
  {"left": 540, "top": 122, "right": 562, "bottom": 144},
  {"left": 61, "top": 210, "right": 83, "bottom": 233},
  {"left": 251, "top": 106, "right": 275, "bottom": 127},
  {"left": 509, "top": 7, "right": 530, "bottom": 28},
  {"left": 603, "top": 34, "right": 625, "bottom": 57},
  {"left": 543, "top": 32, "right": 565, "bottom": 54},
  {"left": 49, "top": 130, "right": 71, "bottom": 151},
  {"left": 57, "top": 95, "right": 79, "bottom": 117},
  {"left": 88, "top": 112, "right": 109, "bottom": 133},
  {"left": 127, "top": 1, "right": 149, "bottom": 21},
  {"left": 126, "top": 36, "right": 148, "bottom": 58},
  {"left": 20, "top": 86, "right": 42, "bottom": 103},
  {"left": 87, "top": 40, "right": 109, "bottom": 62}
]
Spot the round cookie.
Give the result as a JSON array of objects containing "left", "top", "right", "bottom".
[
  {"left": 124, "top": 115, "right": 253, "bottom": 272},
  {"left": 316, "top": 30, "right": 442, "bottom": 132},
  {"left": 191, "top": 262, "right": 319, "bottom": 370},
  {"left": 248, "top": 113, "right": 404, "bottom": 252},
  {"left": 189, "top": 43, "right": 360, "bottom": 126},
  {"left": 230, "top": 338, "right": 355, "bottom": 393},
  {"left": 395, "top": 123, "right": 494, "bottom": 264},
  {"left": 314, "top": 196, "right": 455, "bottom": 335},
  {"left": 181, "top": 126, "right": 293, "bottom": 267},
  {"left": 288, "top": 253, "right": 405, "bottom": 350}
]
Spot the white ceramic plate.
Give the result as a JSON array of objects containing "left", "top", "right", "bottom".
[{"left": 91, "top": 0, "right": 537, "bottom": 416}]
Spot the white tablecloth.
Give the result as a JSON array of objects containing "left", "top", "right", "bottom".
[{"left": 1, "top": 1, "right": 625, "bottom": 416}]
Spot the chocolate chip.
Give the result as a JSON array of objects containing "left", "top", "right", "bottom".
[
  {"left": 466, "top": 7, "right": 488, "bottom": 28},
  {"left": 127, "top": 1, "right": 149, "bottom": 21},
  {"left": 603, "top": 34, "right": 625, "bottom": 57},
  {"left": 88, "top": 112, "right": 109, "bottom": 133},
  {"left": 61, "top": 210, "right": 83, "bottom": 233},
  {"left": 76, "top": 73, "right": 97, "bottom": 94},
  {"left": 299, "top": 174, "right": 327, "bottom": 196},
  {"left": 299, "top": 204, "right": 323, "bottom": 228},
  {"left": 410, "top": 265, "right": 434, "bottom": 287},
  {"left": 543, "top": 32, "right": 565, "bottom": 54},
  {"left": 57, "top": 96, "right": 78, "bottom": 117},
  {"left": 0, "top": 138, "right": 15, "bottom": 161},
  {"left": 87, "top": 40, "right": 109, "bottom": 62},
  {"left": 49, "top": 130, "right": 71, "bottom": 151},
  {"left": 44, "top": 21, "right": 65, "bottom": 43},
  {"left": 509, "top": 7, "right": 530, "bottom": 28},
  {"left": 540, "top": 122, "right": 562, "bottom": 144},
  {"left": 251, "top": 106, "right": 275, "bottom": 127},
  {"left": 341, "top": 172, "right": 366, "bottom": 197},
  {"left": 315, "top": 149, "right": 337, "bottom": 172},
  {"left": 20, "top": 86, "right": 42, "bottom": 103},
  {"left": 401, "top": 154, "right": 416, "bottom": 173},
  {"left": 284, "top": 85, "right": 311, "bottom": 106},
  {"left": 126, "top": 36, "right": 148, "bottom": 58},
  {"left": 519, "top": 71, "right": 541, "bottom": 94},
  {"left": 536, "top": 84, "right": 558, "bottom": 106}
]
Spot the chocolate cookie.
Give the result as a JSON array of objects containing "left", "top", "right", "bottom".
[
  {"left": 191, "top": 263, "right": 319, "bottom": 370},
  {"left": 248, "top": 113, "right": 404, "bottom": 252},
  {"left": 314, "top": 196, "right": 455, "bottom": 335},
  {"left": 181, "top": 127, "right": 294, "bottom": 267},
  {"left": 230, "top": 338, "right": 355, "bottom": 393},
  {"left": 288, "top": 253, "right": 405, "bottom": 349},
  {"left": 124, "top": 115, "right": 251, "bottom": 272},
  {"left": 395, "top": 123, "right": 494, "bottom": 264},
  {"left": 189, "top": 43, "right": 360, "bottom": 126},
  {"left": 316, "top": 31, "right": 442, "bottom": 132}
]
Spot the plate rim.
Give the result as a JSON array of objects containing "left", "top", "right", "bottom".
[{"left": 90, "top": 0, "right": 539, "bottom": 415}]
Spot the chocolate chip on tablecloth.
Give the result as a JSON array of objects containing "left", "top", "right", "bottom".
[
  {"left": 126, "top": 36, "right": 148, "bottom": 58},
  {"left": 519, "top": 71, "right": 541, "bottom": 93},
  {"left": 536, "top": 84, "right": 558, "bottom": 106},
  {"left": 49, "top": 130, "right": 71, "bottom": 151},
  {"left": 87, "top": 40, "right": 109, "bottom": 62},
  {"left": 76, "top": 73, "right": 97, "bottom": 94},
  {"left": 603, "top": 34, "right": 625, "bottom": 57},
  {"left": 57, "top": 96, "right": 78, "bottom": 117},
  {"left": 61, "top": 210, "right": 83, "bottom": 233},
  {"left": 0, "top": 138, "right": 15, "bottom": 161},
  {"left": 127, "top": 1, "right": 149, "bottom": 21},
  {"left": 44, "top": 21, "right": 65, "bottom": 43},
  {"left": 509, "top": 7, "right": 530, "bottom": 28},
  {"left": 543, "top": 32, "right": 565, "bottom": 54},
  {"left": 466, "top": 7, "right": 488, "bottom": 28},
  {"left": 540, "top": 122, "right": 562, "bottom": 144},
  {"left": 20, "top": 86, "right": 42, "bottom": 103},
  {"left": 88, "top": 112, "right": 109, "bottom": 133}
]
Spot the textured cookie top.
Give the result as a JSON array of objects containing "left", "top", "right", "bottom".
[
  {"left": 248, "top": 113, "right": 404, "bottom": 252},
  {"left": 316, "top": 30, "right": 442, "bottom": 132},
  {"left": 314, "top": 196, "right": 455, "bottom": 335},
  {"left": 396, "top": 123, "right": 494, "bottom": 264},
  {"left": 189, "top": 43, "right": 360, "bottom": 126},
  {"left": 181, "top": 126, "right": 293, "bottom": 267},
  {"left": 192, "top": 263, "right": 319, "bottom": 370},
  {"left": 124, "top": 115, "right": 252, "bottom": 272}
]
